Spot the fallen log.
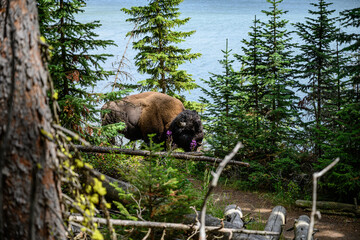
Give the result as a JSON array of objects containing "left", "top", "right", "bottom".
[
  {"left": 294, "top": 215, "right": 314, "bottom": 240},
  {"left": 184, "top": 205, "right": 284, "bottom": 240},
  {"left": 263, "top": 205, "right": 286, "bottom": 239},
  {"left": 224, "top": 204, "right": 244, "bottom": 229},
  {"left": 69, "top": 205, "right": 279, "bottom": 239},
  {"left": 240, "top": 206, "right": 286, "bottom": 240},
  {"left": 71, "top": 144, "right": 250, "bottom": 166},
  {"left": 295, "top": 200, "right": 360, "bottom": 216}
]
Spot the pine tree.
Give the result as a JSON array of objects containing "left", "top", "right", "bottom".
[
  {"left": 236, "top": 15, "right": 266, "bottom": 129},
  {"left": 339, "top": 7, "right": 360, "bottom": 102},
  {"left": 37, "top": 0, "right": 115, "bottom": 138},
  {"left": 294, "top": 0, "right": 340, "bottom": 157},
  {"left": 316, "top": 7, "right": 360, "bottom": 202},
  {"left": 318, "top": 103, "right": 360, "bottom": 202},
  {"left": 121, "top": 0, "right": 201, "bottom": 96},
  {"left": 235, "top": 15, "right": 270, "bottom": 160},
  {"left": 117, "top": 139, "right": 196, "bottom": 239},
  {"left": 258, "top": 0, "right": 300, "bottom": 160},
  {"left": 200, "top": 40, "right": 243, "bottom": 157}
]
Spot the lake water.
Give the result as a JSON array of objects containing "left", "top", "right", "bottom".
[{"left": 78, "top": 0, "right": 359, "bottom": 102}]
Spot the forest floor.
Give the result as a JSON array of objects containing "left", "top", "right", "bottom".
[{"left": 196, "top": 182, "right": 360, "bottom": 240}]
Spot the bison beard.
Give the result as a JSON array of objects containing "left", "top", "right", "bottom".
[{"left": 101, "top": 92, "right": 203, "bottom": 152}]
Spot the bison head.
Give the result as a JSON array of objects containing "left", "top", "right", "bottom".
[{"left": 168, "top": 110, "right": 204, "bottom": 152}]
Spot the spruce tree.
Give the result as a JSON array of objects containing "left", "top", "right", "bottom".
[
  {"left": 200, "top": 40, "right": 243, "bottom": 157},
  {"left": 121, "top": 0, "right": 201, "bottom": 96},
  {"left": 294, "top": 0, "right": 340, "bottom": 157},
  {"left": 37, "top": 0, "right": 115, "bottom": 138},
  {"left": 236, "top": 15, "right": 266, "bottom": 126},
  {"left": 258, "top": 0, "right": 299, "bottom": 160},
  {"left": 235, "top": 15, "right": 270, "bottom": 160},
  {"left": 317, "top": 7, "right": 360, "bottom": 202},
  {"left": 339, "top": 7, "right": 360, "bottom": 102}
]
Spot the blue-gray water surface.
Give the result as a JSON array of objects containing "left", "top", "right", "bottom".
[{"left": 78, "top": 0, "right": 359, "bottom": 102}]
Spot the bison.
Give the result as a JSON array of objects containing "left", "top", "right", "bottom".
[{"left": 101, "top": 92, "right": 204, "bottom": 151}]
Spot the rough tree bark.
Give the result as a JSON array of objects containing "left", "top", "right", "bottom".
[{"left": 0, "top": 0, "right": 66, "bottom": 239}]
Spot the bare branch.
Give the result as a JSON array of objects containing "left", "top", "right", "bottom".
[
  {"left": 101, "top": 196, "right": 116, "bottom": 240},
  {"left": 142, "top": 228, "right": 151, "bottom": 240},
  {"left": 72, "top": 144, "right": 250, "bottom": 167},
  {"left": 199, "top": 142, "right": 244, "bottom": 240},
  {"left": 112, "top": 23, "right": 138, "bottom": 92},
  {"left": 307, "top": 157, "right": 340, "bottom": 240},
  {"left": 160, "top": 229, "right": 166, "bottom": 240},
  {"left": 69, "top": 215, "right": 280, "bottom": 236}
]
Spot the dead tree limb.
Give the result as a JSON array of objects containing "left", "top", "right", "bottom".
[
  {"left": 308, "top": 158, "right": 340, "bottom": 240},
  {"left": 111, "top": 23, "right": 137, "bottom": 92},
  {"left": 199, "top": 142, "right": 244, "bottom": 240},
  {"left": 69, "top": 215, "right": 280, "bottom": 236},
  {"left": 71, "top": 145, "right": 250, "bottom": 166},
  {"left": 295, "top": 200, "right": 360, "bottom": 216}
]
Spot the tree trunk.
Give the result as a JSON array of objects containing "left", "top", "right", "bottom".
[{"left": 0, "top": 0, "right": 66, "bottom": 239}]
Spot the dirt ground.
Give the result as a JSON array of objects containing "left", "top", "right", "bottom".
[{"left": 210, "top": 185, "right": 360, "bottom": 240}]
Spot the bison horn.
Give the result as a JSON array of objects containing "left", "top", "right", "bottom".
[{"left": 179, "top": 122, "right": 186, "bottom": 127}]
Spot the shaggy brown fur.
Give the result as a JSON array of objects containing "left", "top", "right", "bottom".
[
  {"left": 102, "top": 92, "right": 185, "bottom": 143},
  {"left": 101, "top": 92, "right": 203, "bottom": 151}
]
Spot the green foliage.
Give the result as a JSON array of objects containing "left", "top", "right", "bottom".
[
  {"left": 200, "top": 39, "right": 245, "bottom": 158},
  {"left": 110, "top": 136, "right": 199, "bottom": 238},
  {"left": 338, "top": 7, "right": 360, "bottom": 102},
  {"left": 316, "top": 103, "right": 360, "bottom": 202},
  {"left": 294, "top": 0, "right": 341, "bottom": 158},
  {"left": 37, "top": 0, "right": 116, "bottom": 141},
  {"left": 229, "top": 155, "right": 304, "bottom": 205},
  {"left": 82, "top": 148, "right": 142, "bottom": 180},
  {"left": 289, "top": 1, "right": 360, "bottom": 202},
  {"left": 183, "top": 100, "right": 206, "bottom": 113},
  {"left": 199, "top": 168, "right": 232, "bottom": 218},
  {"left": 128, "top": 140, "right": 194, "bottom": 221},
  {"left": 121, "top": 0, "right": 201, "bottom": 96},
  {"left": 41, "top": 44, "right": 115, "bottom": 240},
  {"left": 198, "top": 2, "right": 307, "bottom": 204},
  {"left": 255, "top": 0, "right": 300, "bottom": 160},
  {"left": 244, "top": 212, "right": 266, "bottom": 231},
  {"left": 111, "top": 187, "right": 138, "bottom": 221},
  {"left": 38, "top": 0, "right": 360, "bottom": 208}
]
